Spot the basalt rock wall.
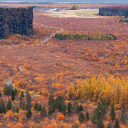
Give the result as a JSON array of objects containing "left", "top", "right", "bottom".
[
  {"left": 99, "top": 6, "right": 128, "bottom": 17},
  {"left": 0, "top": 7, "right": 33, "bottom": 39}
]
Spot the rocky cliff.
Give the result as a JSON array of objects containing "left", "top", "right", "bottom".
[
  {"left": 99, "top": 6, "right": 128, "bottom": 17},
  {"left": 0, "top": 7, "right": 33, "bottom": 39}
]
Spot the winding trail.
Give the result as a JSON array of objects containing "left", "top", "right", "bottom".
[{"left": 5, "top": 23, "right": 63, "bottom": 94}]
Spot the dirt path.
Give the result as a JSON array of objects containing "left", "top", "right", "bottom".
[{"left": 34, "top": 23, "right": 63, "bottom": 44}]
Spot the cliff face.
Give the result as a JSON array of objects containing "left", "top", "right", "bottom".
[
  {"left": 0, "top": 7, "right": 33, "bottom": 39},
  {"left": 99, "top": 6, "right": 128, "bottom": 17}
]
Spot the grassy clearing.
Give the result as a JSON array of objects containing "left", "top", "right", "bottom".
[
  {"left": 75, "top": 9, "right": 99, "bottom": 17},
  {"left": 44, "top": 9, "right": 100, "bottom": 18}
]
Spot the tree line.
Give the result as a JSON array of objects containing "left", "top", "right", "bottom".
[{"left": 55, "top": 33, "right": 116, "bottom": 40}]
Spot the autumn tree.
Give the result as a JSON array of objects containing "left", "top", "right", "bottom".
[
  {"left": 40, "top": 106, "right": 47, "bottom": 118},
  {"left": 110, "top": 104, "right": 116, "bottom": 122},
  {"left": 0, "top": 91, "right": 1, "bottom": 97},
  {"left": 6, "top": 99, "right": 12, "bottom": 110}
]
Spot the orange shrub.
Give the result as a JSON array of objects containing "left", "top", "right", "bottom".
[
  {"left": 57, "top": 114, "right": 64, "bottom": 121},
  {"left": 46, "top": 125, "right": 52, "bottom": 128},
  {"left": 14, "top": 123, "right": 24, "bottom": 128}
]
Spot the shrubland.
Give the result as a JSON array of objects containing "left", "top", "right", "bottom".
[{"left": 0, "top": 4, "right": 128, "bottom": 128}]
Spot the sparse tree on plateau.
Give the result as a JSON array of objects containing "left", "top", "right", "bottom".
[
  {"left": 26, "top": 108, "right": 32, "bottom": 119},
  {"left": 91, "top": 108, "right": 101, "bottom": 127},
  {"left": 79, "top": 105, "right": 84, "bottom": 112},
  {"left": 6, "top": 99, "right": 12, "bottom": 110},
  {"left": 11, "top": 90, "right": 15, "bottom": 101},
  {"left": 71, "top": 5, "right": 78, "bottom": 10},
  {"left": 121, "top": 106, "right": 127, "bottom": 124},
  {"left": 20, "top": 91, "right": 24, "bottom": 100},
  {"left": 107, "top": 123, "right": 112, "bottom": 128},
  {"left": 15, "top": 106, "right": 19, "bottom": 113},
  {"left": 86, "top": 111, "right": 89, "bottom": 120},
  {"left": 40, "top": 106, "right": 47, "bottom": 118},
  {"left": 34, "top": 102, "right": 38, "bottom": 111},
  {"left": 55, "top": 96, "right": 66, "bottom": 114},
  {"left": 26, "top": 90, "right": 32, "bottom": 109},
  {"left": 114, "top": 119, "right": 120, "bottom": 128},
  {"left": 4, "top": 84, "right": 12, "bottom": 96},
  {"left": 97, "top": 118, "right": 105, "bottom": 128},
  {"left": 68, "top": 102, "right": 72, "bottom": 115},
  {"left": 48, "top": 95, "right": 55, "bottom": 115},
  {"left": 76, "top": 104, "right": 80, "bottom": 113},
  {"left": 110, "top": 104, "right": 116, "bottom": 122},
  {"left": 72, "top": 102, "right": 79, "bottom": 113},
  {"left": 97, "top": 102, "right": 106, "bottom": 118},
  {"left": 79, "top": 112, "right": 85, "bottom": 123},
  {"left": 38, "top": 104, "right": 41, "bottom": 111},
  {"left": 0, "top": 99, "right": 6, "bottom": 114},
  {"left": 72, "top": 123, "right": 78, "bottom": 128}
]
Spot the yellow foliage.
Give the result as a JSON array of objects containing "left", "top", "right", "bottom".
[
  {"left": 40, "top": 88, "right": 49, "bottom": 96},
  {"left": 30, "top": 122, "right": 35, "bottom": 128},
  {"left": 18, "top": 117, "right": 23, "bottom": 124},
  {"left": 24, "top": 63, "right": 32, "bottom": 69},
  {"left": 4, "top": 110, "right": 13, "bottom": 118},
  {"left": 34, "top": 77, "right": 43, "bottom": 83}
]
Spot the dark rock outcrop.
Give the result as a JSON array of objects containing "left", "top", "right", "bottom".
[
  {"left": 99, "top": 6, "right": 128, "bottom": 17},
  {"left": 0, "top": 7, "right": 33, "bottom": 39}
]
